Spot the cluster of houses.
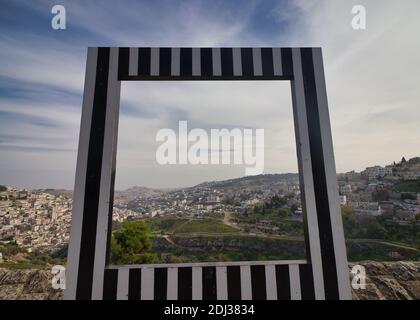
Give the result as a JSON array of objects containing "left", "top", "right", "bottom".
[
  {"left": 114, "top": 177, "right": 302, "bottom": 221},
  {"left": 0, "top": 188, "right": 72, "bottom": 252},
  {"left": 1, "top": 158, "right": 418, "bottom": 255},
  {"left": 338, "top": 157, "right": 420, "bottom": 223}
]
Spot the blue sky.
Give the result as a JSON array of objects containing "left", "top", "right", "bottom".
[{"left": 1, "top": 0, "right": 420, "bottom": 189}]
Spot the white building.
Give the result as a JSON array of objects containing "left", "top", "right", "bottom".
[
  {"left": 339, "top": 195, "right": 347, "bottom": 206},
  {"left": 362, "top": 166, "right": 392, "bottom": 181},
  {"left": 339, "top": 184, "right": 352, "bottom": 196}
]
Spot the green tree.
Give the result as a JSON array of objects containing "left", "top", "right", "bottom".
[
  {"left": 341, "top": 206, "right": 357, "bottom": 238},
  {"left": 111, "top": 220, "right": 157, "bottom": 264},
  {"left": 372, "top": 188, "right": 389, "bottom": 201}
]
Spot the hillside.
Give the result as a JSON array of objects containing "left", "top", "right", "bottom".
[{"left": 0, "top": 261, "right": 419, "bottom": 300}]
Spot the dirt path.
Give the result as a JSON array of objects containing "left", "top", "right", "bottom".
[
  {"left": 162, "top": 235, "right": 180, "bottom": 247},
  {"left": 352, "top": 239, "right": 419, "bottom": 251},
  {"left": 223, "top": 212, "right": 239, "bottom": 229}
]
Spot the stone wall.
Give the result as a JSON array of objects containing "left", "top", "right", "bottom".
[{"left": 350, "top": 261, "right": 420, "bottom": 300}]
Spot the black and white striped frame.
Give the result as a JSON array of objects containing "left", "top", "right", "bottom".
[{"left": 64, "top": 47, "right": 351, "bottom": 300}]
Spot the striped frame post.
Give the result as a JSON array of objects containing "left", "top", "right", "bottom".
[{"left": 64, "top": 47, "right": 352, "bottom": 300}]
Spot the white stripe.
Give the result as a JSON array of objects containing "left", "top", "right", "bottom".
[
  {"left": 64, "top": 47, "right": 98, "bottom": 300},
  {"left": 91, "top": 47, "right": 121, "bottom": 300},
  {"left": 252, "top": 48, "right": 262, "bottom": 76},
  {"left": 265, "top": 265, "right": 277, "bottom": 300},
  {"left": 171, "top": 48, "right": 180, "bottom": 76},
  {"left": 141, "top": 268, "right": 154, "bottom": 300},
  {"left": 212, "top": 48, "right": 222, "bottom": 76},
  {"left": 117, "top": 269, "right": 129, "bottom": 300},
  {"left": 240, "top": 265, "right": 252, "bottom": 300},
  {"left": 291, "top": 48, "right": 325, "bottom": 300},
  {"left": 150, "top": 48, "right": 159, "bottom": 76},
  {"left": 289, "top": 264, "right": 301, "bottom": 300},
  {"left": 312, "top": 48, "right": 352, "bottom": 300},
  {"left": 192, "top": 267, "right": 202, "bottom": 300},
  {"left": 216, "top": 266, "right": 228, "bottom": 300},
  {"left": 272, "top": 48, "right": 282, "bottom": 76},
  {"left": 167, "top": 268, "right": 178, "bottom": 300},
  {"left": 128, "top": 47, "right": 138, "bottom": 76},
  {"left": 192, "top": 48, "right": 201, "bottom": 76},
  {"left": 232, "top": 48, "right": 242, "bottom": 76}
]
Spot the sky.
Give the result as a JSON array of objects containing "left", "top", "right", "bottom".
[{"left": 0, "top": 0, "right": 419, "bottom": 189}]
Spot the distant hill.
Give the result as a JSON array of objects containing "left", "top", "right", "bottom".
[
  {"left": 118, "top": 173, "right": 300, "bottom": 200},
  {"left": 38, "top": 189, "right": 73, "bottom": 199},
  {"left": 24, "top": 174, "right": 299, "bottom": 201},
  {"left": 114, "top": 186, "right": 168, "bottom": 202},
  {"left": 192, "top": 173, "right": 299, "bottom": 190}
]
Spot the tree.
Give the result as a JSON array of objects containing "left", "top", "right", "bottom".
[
  {"left": 110, "top": 220, "right": 157, "bottom": 264},
  {"left": 341, "top": 206, "right": 357, "bottom": 237},
  {"left": 401, "top": 193, "right": 416, "bottom": 200},
  {"left": 372, "top": 188, "right": 389, "bottom": 201}
]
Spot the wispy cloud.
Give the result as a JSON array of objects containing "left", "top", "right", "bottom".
[{"left": 0, "top": 0, "right": 420, "bottom": 188}]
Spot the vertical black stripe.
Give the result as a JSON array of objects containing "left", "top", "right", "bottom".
[
  {"left": 159, "top": 48, "right": 171, "bottom": 76},
  {"left": 227, "top": 266, "right": 241, "bottom": 300},
  {"left": 138, "top": 48, "right": 151, "bottom": 76},
  {"left": 178, "top": 267, "right": 192, "bottom": 300},
  {"left": 200, "top": 48, "right": 213, "bottom": 76},
  {"left": 250, "top": 265, "right": 266, "bottom": 300},
  {"left": 301, "top": 48, "right": 339, "bottom": 300},
  {"left": 128, "top": 269, "right": 142, "bottom": 300},
  {"left": 103, "top": 269, "right": 118, "bottom": 300},
  {"left": 220, "top": 48, "right": 233, "bottom": 76},
  {"left": 261, "top": 48, "right": 274, "bottom": 76},
  {"left": 202, "top": 267, "right": 217, "bottom": 300},
  {"left": 105, "top": 168, "right": 116, "bottom": 266},
  {"left": 275, "top": 265, "right": 291, "bottom": 300},
  {"left": 118, "top": 47, "right": 129, "bottom": 80},
  {"left": 241, "top": 48, "right": 254, "bottom": 76},
  {"left": 299, "top": 264, "right": 315, "bottom": 300},
  {"left": 180, "top": 48, "right": 192, "bottom": 76},
  {"left": 281, "top": 48, "right": 293, "bottom": 77},
  {"left": 76, "top": 47, "right": 109, "bottom": 300},
  {"left": 154, "top": 268, "right": 168, "bottom": 300}
]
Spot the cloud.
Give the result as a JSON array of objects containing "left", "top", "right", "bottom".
[
  {"left": 1, "top": 0, "right": 420, "bottom": 188},
  {"left": 271, "top": 0, "right": 420, "bottom": 172}
]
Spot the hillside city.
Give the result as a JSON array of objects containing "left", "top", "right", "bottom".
[{"left": 0, "top": 156, "right": 420, "bottom": 261}]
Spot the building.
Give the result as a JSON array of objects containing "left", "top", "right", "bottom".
[
  {"left": 362, "top": 166, "right": 393, "bottom": 181},
  {"left": 339, "top": 184, "right": 352, "bottom": 196},
  {"left": 348, "top": 201, "right": 380, "bottom": 216},
  {"left": 393, "top": 157, "right": 420, "bottom": 180},
  {"left": 339, "top": 195, "right": 347, "bottom": 206}
]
